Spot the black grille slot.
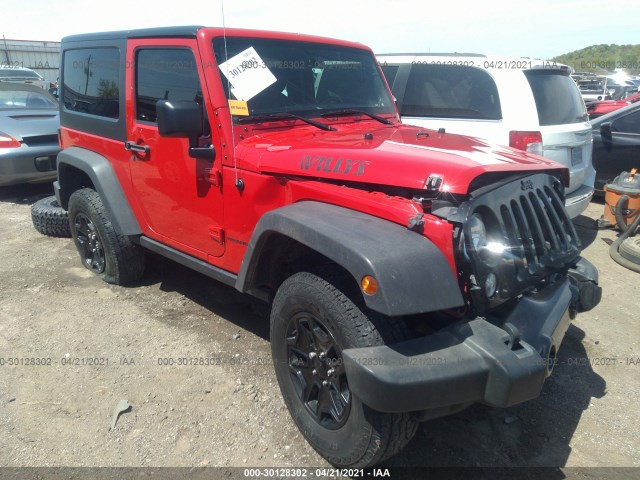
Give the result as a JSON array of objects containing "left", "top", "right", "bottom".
[
  {"left": 500, "top": 185, "right": 579, "bottom": 272},
  {"left": 21, "top": 134, "right": 58, "bottom": 146},
  {"left": 507, "top": 199, "right": 537, "bottom": 269}
]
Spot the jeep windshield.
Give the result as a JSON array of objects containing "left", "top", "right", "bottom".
[{"left": 212, "top": 37, "right": 396, "bottom": 123}]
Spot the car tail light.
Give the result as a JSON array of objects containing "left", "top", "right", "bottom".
[
  {"left": 509, "top": 130, "right": 543, "bottom": 156},
  {"left": 0, "top": 134, "right": 21, "bottom": 148}
]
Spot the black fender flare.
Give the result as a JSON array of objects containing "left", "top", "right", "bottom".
[
  {"left": 236, "top": 201, "right": 464, "bottom": 317},
  {"left": 55, "top": 147, "right": 141, "bottom": 236}
]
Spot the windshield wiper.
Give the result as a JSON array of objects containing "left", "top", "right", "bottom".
[
  {"left": 238, "top": 113, "right": 335, "bottom": 131},
  {"left": 320, "top": 109, "right": 393, "bottom": 125}
]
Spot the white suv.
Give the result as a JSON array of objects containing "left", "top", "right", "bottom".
[{"left": 377, "top": 54, "right": 594, "bottom": 218}]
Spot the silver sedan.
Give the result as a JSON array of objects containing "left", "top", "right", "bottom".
[{"left": 0, "top": 83, "right": 59, "bottom": 187}]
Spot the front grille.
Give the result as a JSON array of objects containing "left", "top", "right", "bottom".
[
  {"left": 21, "top": 134, "right": 59, "bottom": 146},
  {"left": 453, "top": 173, "right": 581, "bottom": 311},
  {"left": 500, "top": 183, "right": 580, "bottom": 274}
]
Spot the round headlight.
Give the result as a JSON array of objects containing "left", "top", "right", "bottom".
[{"left": 469, "top": 213, "right": 487, "bottom": 250}]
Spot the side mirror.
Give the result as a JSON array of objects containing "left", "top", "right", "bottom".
[
  {"left": 156, "top": 100, "right": 214, "bottom": 160},
  {"left": 156, "top": 100, "right": 202, "bottom": 138}
]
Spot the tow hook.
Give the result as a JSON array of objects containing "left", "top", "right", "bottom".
[
  {"left": 503, "top": 322, "right": 522, "bottom": 351},
  {"left": 568, "top": 258, "right": 602, "bottom": 313}
]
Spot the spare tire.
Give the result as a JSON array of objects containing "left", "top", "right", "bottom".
[{"left": 31, "top": 195, "right": 71, "bottom": 238}]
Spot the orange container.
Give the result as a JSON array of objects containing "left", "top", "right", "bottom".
[{"left": 604, "top": 170, "right": 640, "bottom": 227}]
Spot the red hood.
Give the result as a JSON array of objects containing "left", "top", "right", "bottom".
[{"left": 234, "top": 122, "right": 566, "bottom": 194}]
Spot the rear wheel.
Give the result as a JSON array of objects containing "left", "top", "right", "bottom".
[
  {"left": 270, "top": 271, "right": 418, "bottom": 467},
  {"left": 68, "top": 188, "right": 144, "bottom": 285}
]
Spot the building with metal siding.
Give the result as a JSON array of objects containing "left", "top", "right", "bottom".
[{"left": 1, "top": 38, "right": 61, "bottom": 85}]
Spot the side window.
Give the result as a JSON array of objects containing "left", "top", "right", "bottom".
[
  {"left": 62, "top": 48, "right": 120, "bottom": 118},
  {"left": 401, "top": 64, "right": 501, "bottom": 120},
  {"left": 612, "top": 110, "right": 640, "bottom": 134},
  {"left": 135, "top": 48, "right": 202, "bottom": 123}
]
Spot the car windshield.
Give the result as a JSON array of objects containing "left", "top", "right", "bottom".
[
  {"left": 212, "top": 37, "right": 395, "bottom": 122},
  {"left": 0, "top": 88, "right": 57, "bottom": 109}
]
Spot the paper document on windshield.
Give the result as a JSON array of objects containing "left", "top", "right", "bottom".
[{"left": 219, "top": 47, "right": 277, "bottom": 101}]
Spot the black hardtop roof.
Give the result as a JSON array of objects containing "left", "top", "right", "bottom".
[{"left": 62, "top": 25, "right": 205, "bottom": 43}]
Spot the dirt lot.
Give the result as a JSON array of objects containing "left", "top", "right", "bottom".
[{"left": 0, "top": 183, "right": 638, "bottom": 472}]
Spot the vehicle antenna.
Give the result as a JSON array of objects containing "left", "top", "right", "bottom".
[{"left": 220, "top": 0, "right": 243, "bottom": 192}]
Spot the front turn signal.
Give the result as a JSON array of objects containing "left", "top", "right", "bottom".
[{"left": 361, "top": 275, "right": 378, "bottom": 296}]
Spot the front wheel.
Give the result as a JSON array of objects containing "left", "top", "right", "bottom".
[{"left": 270, "top": 271, "right": 418, "bottom": 467}]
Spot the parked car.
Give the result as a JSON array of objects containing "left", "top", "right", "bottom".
[
  {"left": 587, "top": 92, "right": 640, "bottom": 119},
  {"left": 377, "top": 54, "right": 595, "bottom": 218},
  {"left": 0, "top": 83, "right": 60, "bottom": 186},
  {"left": 591, "top": 102, "right": 640, "bottom": 192},
  {"left": 575, "top": 75, "right": 610, "bottom": 102},
  {"left": 575, "top": 75, "right": 638, "bottom": 103},
  {"left": 605, "top": 82, "right": 638, "bottom": 101},
  {"left": 0, "top": 66, "right": 48, "bottom": 90}
]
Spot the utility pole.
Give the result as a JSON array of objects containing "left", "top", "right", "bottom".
[{"left": 2, "top": 35, "right": 11, "bottom": 65}]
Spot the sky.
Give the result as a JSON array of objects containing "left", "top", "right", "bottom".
[{"left": 2, "top": 0, "right": 639, "bottom": 59}]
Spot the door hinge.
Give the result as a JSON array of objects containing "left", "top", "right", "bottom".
[
  {"left": 209, "top": 226, "right": 225, "bottom": 244},
  {"left": 205, "top": 167, "right": 221, "bottom": 186}
]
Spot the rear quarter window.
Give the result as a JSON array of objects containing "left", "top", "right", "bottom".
[
  {"left": 525, "top": 70, "right": 587, "bottom": 126},
  {"left": 401, "top": 64, "right": 502, "bottom": 120},
  {"left": 62, "top": 48, "right": 120, "bottom": 119}
]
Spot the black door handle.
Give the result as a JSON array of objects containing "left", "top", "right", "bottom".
[{"left": 124, "top": 141, "right": 150, "bottom": 155}]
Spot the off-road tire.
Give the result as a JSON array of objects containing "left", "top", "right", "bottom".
[
  {"left": 68, "top": 188, "right": 145, "bottom": 285},
  {"left": 270, "top": 271, "right": 418, "bottom": 468},
  {"left": 31, "top": 196, "right": 71, "bottom": 238}
]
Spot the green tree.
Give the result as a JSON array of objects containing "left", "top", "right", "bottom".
[
  {"left": 552, "top": 44, "right": 640, "bottom": 75},
  {"left": 97, "top": 79, "right": 118, "bottom": 99}
]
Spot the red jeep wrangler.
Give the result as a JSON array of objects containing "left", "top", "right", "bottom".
[{"left": 55, "top": 26, "right": 601, "bottom": 467}]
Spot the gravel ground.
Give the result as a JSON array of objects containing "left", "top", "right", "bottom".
[{"left": 0, "top": 183, "right": 638, "bottom": 473}]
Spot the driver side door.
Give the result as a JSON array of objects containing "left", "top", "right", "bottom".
[{"left": 126, "top": 39, "right": 225, "bottom": 259}]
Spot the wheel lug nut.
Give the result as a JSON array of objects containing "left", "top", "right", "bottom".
[
  {"left": 319, "top": 352, "right": 325, "bottom": 359},
  {"left": 327, "top": 368, "right": 335, "bottom": 377},
  {"left": 312, "top": 369, "right": 317, "bottom": 376},
  {"left": 322, "top": 380, "right": 329, "bottom": 387},
  {"left": 309, "top": 352, "right": 317, "bottom": 359}
]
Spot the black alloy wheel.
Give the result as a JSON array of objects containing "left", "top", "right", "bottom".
[
  {"left": 286, "top": 312, "right": 351, "bottom": 429},
  {"left": 74, "top": 212, "right": 106, "bottom": 274}
]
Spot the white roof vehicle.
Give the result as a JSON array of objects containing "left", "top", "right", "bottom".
[
  {"left": 377, "top": 54, "right": 594, "bottom": 218},
  {"left": 0, "top": 66, "right": 48, "bottom": 90}
]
